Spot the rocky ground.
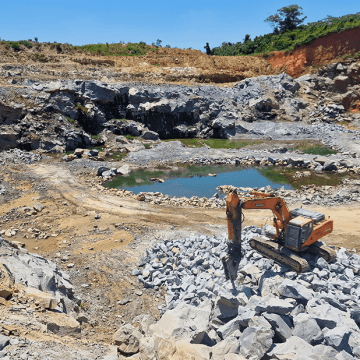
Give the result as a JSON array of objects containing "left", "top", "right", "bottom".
[
  {"left": 1, "top": 49, "right": 360, "bottom": 359},
  {"left": 1, "top": 138, "right": 360, "bottom": 359}
]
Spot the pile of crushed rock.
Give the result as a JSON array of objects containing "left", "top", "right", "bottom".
[
  {"left": 0, "top": 149, "right": 42, "bottom": 165},
  {"left": 128, "top": 226, "right": 360, "bottom": 359}
]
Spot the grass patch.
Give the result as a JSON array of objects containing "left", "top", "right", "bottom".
[
  {"left": 75, "top": 103, "right": 88, "bottom": 113},
  {"left": 259, "top": 167, "right": 346, "bottom": 189},
  {"left": 302, "top": 146, "right": 337, "bottom": 156},
  {"left": 65, "top": 116, "right": 75, "bottom": 123},
  {"left": 289, "top": 141, "right": 336, "bottom": 155},
  {"left": 91, "top": 134, "right": 102, "bottom": 140},
  {"left": 89, "top": 146, "right": 104, "bottom": 152},
  {"left": 165, "top": 138, "right": 259, "bottom": 149},
  {"left": 106, "top": 152, "right": 127, "bottom": 162},
  {"left": 125, "top": 135, "right": 138, "bottom": 140},
  {"left": 71, "top": 41, "right": 156, "bottom": 57},
  {"left": 205, "top": 139, "right": 258, "bottom": 149},
  {"left": 112, "top": 118, "right": 127, "bottom": 122},
  {"left": 258, "top": 168, "right": 288, "bottom": 184}
]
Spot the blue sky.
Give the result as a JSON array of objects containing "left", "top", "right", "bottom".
[{"left": 1, "top": 1, "right": 359, "bottom": 51}]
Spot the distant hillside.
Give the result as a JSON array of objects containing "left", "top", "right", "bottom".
[
  {"left": 213, "top": 13, "right": 360, "bottom": 56},
  {"left": 71, "top": 42, "right": 158, "bottom": 56},
  {"left": 0, "top": 39, "right": 159, "bottom": 57}
]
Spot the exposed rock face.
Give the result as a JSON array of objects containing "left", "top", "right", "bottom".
[
  {"left": 0, "top": 59, "right": 360, "bottom": 151},
  {"left": 24, "top": 73, "right": 302, "bottom": 140}
]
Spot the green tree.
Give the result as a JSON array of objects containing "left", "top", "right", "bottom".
[{"left": 265, "top": 5, "right": 307, "bottom": 32}]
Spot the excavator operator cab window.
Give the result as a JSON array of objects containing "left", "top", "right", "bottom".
[
  {"left": 285, "top": 216, "right": 314, "bottom": 252},
  {"left": 300, "top": 221, "right": 313, "bottom": 244}
]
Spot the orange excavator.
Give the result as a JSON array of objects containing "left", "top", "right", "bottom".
[{"left": 222, "top": 189, "right": 336, "bottom": 280}]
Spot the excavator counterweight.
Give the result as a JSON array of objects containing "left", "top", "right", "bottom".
[{"left": 222, "top": 190, "right": 336, "bottom": 279}]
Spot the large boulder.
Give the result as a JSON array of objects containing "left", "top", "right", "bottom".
[
  {"left": 113, "top": 323, "right": 143, "bottom": 356},
  {"left": 97, "top": 166, "right": 110, "bottom": 176},
  {"left": 213, "top": 294, "right": 241, "bottom": 321},
  {"left": 254, "top": 294, "right": 296, "bottom": 315},
  {"left": 46, "top": 313, "right": 81, "bottom": 338},
  {"left": 306, "top": 301, "right": 358, "bottom": 330},
  {"left": 141, "top": 130, "right": 159, "bottom": 141},
  {"left": 238, "top": 316, "right": 274, "bottom": 360},
  {"left": 149, "top": 302, "right": 211, "bottom": 344},
  {"left": 292, "top": 313, "right": 322, "bottom": 344},
  {"left": 263, "top": 313, "right": 292, "bottom": 342},
  {"left": 0, "top": 335, "right": 9, "bottom": 351},
  {"left": 268, "top": 336, "right": 315, "bottom": 359},
  {"left": 210, "top": 337, "right": 241, "bottom": 360},
  {"left": 258, "top": 273, "right": 283, "bottom": 296},
  {"left": 278, "top": 279, "right": 313, "bottom": 302},
  {"left": 0, "top": 263, "right": 14, "bottom": 299},
  {"left": 0, "top": 237, "right": 74, "bottom": 305},
  {"left": 323, "top": 327, "right": 353, "bottom": 353}
]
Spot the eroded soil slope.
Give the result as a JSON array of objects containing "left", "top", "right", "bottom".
[{"left": 1, "top": 27, "right": 360, "bottom": 87}]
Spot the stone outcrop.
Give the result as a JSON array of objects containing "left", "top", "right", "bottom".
[
  {"left": 0, "top": 59, "right": 359, "bottom": 152},
  {"left": 0, "top": 236, "right": 75, "bottom": 313}
]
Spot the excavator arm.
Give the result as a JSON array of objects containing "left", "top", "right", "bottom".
[{"left": 241, "top": 191, "right": 293, "bottom": 239}]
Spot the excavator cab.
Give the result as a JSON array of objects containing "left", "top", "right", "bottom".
[{"left": 284, "top": 216, "right": 314, "bottom": 252}]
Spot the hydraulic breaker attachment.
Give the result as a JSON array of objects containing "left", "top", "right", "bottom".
[{"left": 222, "top": 190, "right": 243, "bottom": 281}]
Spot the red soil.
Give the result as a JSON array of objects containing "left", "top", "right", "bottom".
[{"left": 267, "top": 26, "right": 360, "bottom": 77}]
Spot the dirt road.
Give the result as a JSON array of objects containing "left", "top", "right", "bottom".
[{"left": 27, "top": 163, "right": 360, "bottom": 253}]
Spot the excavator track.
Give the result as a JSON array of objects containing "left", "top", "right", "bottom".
[
  {"left": 249, "top": 237, "right": 311, "bottom": 273},
  {"left": 307, "top": 242, "right": 337, "bottom": 263}
]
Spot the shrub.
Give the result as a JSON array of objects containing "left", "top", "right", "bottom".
[
  {"left": 71, "top": 42, "right": 156, "bottom": 57},
  {"left": 213, "top": 12, "right": 360, "bottom": 56},
  {"left": 10, "top": 42, "right": 21, "bottom": 51},
  {"left": 18, "top": 40, "right": 33, "bottom": 48}
]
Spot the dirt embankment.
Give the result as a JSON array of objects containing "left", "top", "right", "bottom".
[
  {"left": 0, "top": 44, "right": 280, "bottom": 85},
  {"left": 0, "top": 28, "right": 359, "bottom": 85},
  {"left": 267, "top": 26, "right": 360, "bottom": 77}
]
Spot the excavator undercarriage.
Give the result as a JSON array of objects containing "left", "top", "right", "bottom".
[{"left": 222, "top": 190, "right": 336, "bottom": 280}]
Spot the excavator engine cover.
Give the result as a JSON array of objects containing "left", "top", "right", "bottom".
[
  {"left": 290, "top": 208, "right": 325, "bottom": 224},
  {"left": 284, "top": 216, "right": 314, "bottom": 252}
]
